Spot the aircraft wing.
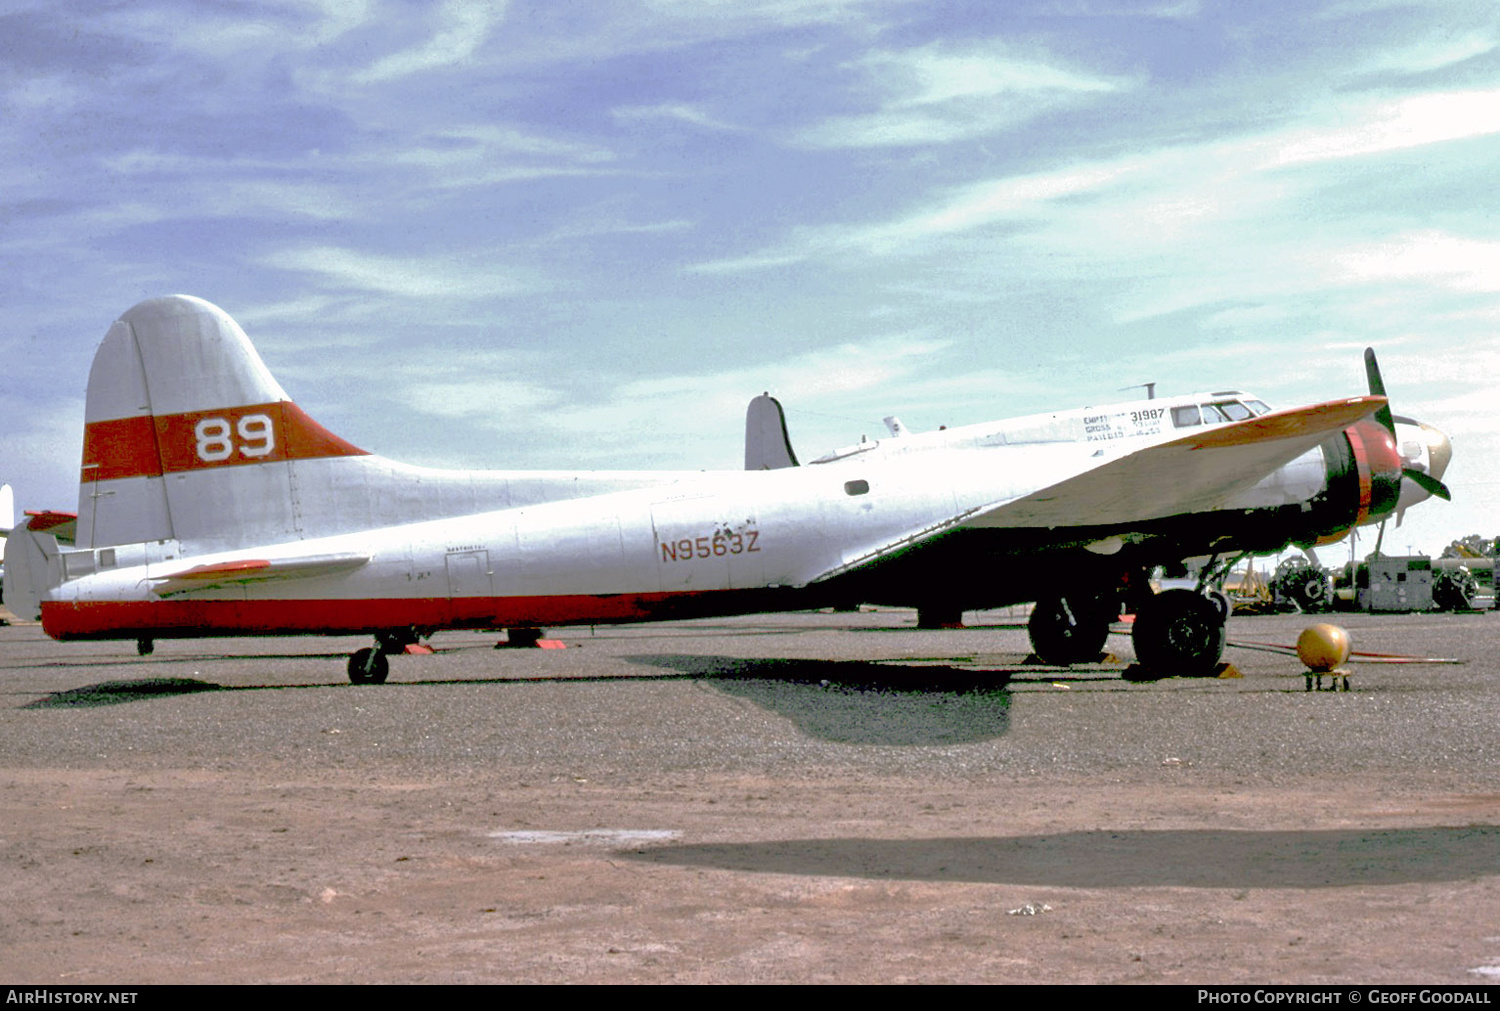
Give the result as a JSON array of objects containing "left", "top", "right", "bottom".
[
  {"left": 149, "top": 552, "right": 369, "bottom": 596},
  {"left": 806, "top": 396, "right": 1384, "bottom": 585},
  {"left": 967, "top": 395, "right": 1384, "bottom": 530}
]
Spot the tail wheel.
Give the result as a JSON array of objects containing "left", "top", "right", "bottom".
[
  {"left": 1133, "top": 589, "right": 1227, "bottom": 677},
  {"left": 1028, "top": 593, "right": 1114, "bottom": 666},
  {"left": 347, "top": 647, "right": 389, "bottom": 685}
]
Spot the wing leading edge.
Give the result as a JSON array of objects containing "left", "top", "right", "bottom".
[
  {"left": 803, "top": 395, "right": 1385, "bottom": 586},
  {"left": 966, "top": 395, "right": 1385, "bottom": 530}
]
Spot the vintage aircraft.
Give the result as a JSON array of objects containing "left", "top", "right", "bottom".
[{"left": 6, "top": 295, "right": 1449, "bottom": 681}]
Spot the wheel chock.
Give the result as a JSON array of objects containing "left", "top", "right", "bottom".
[{"left": 494, "top": 628, "right": 566, "bottom": 649}]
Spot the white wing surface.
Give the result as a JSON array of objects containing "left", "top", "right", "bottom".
[{"left": 965, "top": 396, "right": 1385, "bottom": 530}]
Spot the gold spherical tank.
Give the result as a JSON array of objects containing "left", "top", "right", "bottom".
[{"left": 1296, "top": 623, "right": 1352, "bottom": 672}]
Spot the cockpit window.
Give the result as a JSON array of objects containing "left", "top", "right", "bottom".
[
  {"left": 1172, "top": 399, "right": 1270, "bottom": 428},
  {"left": 1172, "top": 405, "right": 1202, "bottom": 427}
]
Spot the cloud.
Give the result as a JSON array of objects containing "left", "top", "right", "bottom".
[
  {"left": 97, "top": 1, "right": 371, "bottom": 61},
  {"left": 690, "top": 159, "right": 1141, "bottom": 272},
  {"left": 351, "top": 0, "right": 508, "bottom": 84},
  {"left": 0, "top": 395, "right": 85, "bottom": 515},
  {"left": 301, "top": 0, "right": 379, "bottom": 45},
  {"left": 400, "top": 377, "right": 563, "bottom": 419},
  {"left": 1333, "top": 231, "right": 1500, "bottom": 293},
  {"left": 851, "top": 161, "right": 1141, "bottom": 251},
  {"left": 796, "top": 41, "right": 1134, "bottom": 149},
  {"left": 701, "top": 82, "right": 1500, "bottom": 301},
  {"left": 385, "top": 124, "right": 618, "bottom": 187},
  {"left": 612, "top": 103, "right": 741, "bottom": 131},
  {"left": 640, "top": 0, "right": 906, "bottom": 27},
  {"left": 1042, "top": 0, "right": 1202, "bottom": 17},
  {"left": 262, "top": 245, "right": 536, "bottom": 300},
  {"left": 1353, "top": 29, "right": 1497, "bottom": 76},
  {"left": 377, "top": 330, "right": 955, "bottom": 469},
  {"left": 1270, "top": 89, "right": 1500, "bottom": 166}
]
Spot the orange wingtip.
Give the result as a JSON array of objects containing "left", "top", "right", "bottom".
[{"left": 1182, "top": 396, "right": 1385, "bottom": 450}]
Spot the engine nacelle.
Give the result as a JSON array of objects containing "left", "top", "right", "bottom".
[{"left": 1309, "top": 418, "right": 1404, "bottom": 545}]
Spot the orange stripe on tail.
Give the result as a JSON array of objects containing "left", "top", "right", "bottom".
[{"left": 82, "top": 401, "right": 367, "bottom": 483}]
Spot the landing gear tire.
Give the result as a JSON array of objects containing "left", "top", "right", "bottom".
[
  {"left": 347, "top": 647, "right": 389, "bottom": 685},
  {"left": 1132, "top": 589, "right": 1227, "bottom": 677},
  {"left": 1028, "top": 594, "right": 1112, "bottom": 666}
]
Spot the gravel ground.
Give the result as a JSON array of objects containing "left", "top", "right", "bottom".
[{"left": 0, "top": 607, "right": 1496, "bottom": 984}]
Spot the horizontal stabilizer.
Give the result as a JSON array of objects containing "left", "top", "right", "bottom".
[
  {"left": 25, "top": 510, "right": 78, "bottom": 545},
  {"left": 150, "top": 552, "right": 369, "bottom": 596}
]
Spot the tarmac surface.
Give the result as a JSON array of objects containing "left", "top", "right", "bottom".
[{"left": 0, "top": 605, "right": 1497, "bottom": 984}]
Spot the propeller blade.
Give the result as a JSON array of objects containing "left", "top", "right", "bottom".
[
  {"left": 1363, "top": 348, "right": 1397, "bottom": 436},
  {"left": 1404, "top": 467, "right": 1452, "bottom": 502}
]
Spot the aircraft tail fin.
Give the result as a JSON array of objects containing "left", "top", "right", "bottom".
[
  {"left": 744, "top": 393, "right": 799, "bottom": 470},
  {"left": 79, "top": 296, "right": 368, "bottom": 551}
]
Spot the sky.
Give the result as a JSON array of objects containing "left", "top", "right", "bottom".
[{"left": 2, "top": 0, "right": 1498, "bottom": 559}]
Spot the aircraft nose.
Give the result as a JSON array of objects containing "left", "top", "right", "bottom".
[
  {"left": 1391, "top": 418, "right": 1453, "bottom": 513},
  {"left": 1394, "top": 419, "right": 1452, "bottom": 480},
  {"left": 1421, "top": 422, "right": 1452, "bottom": 483}
]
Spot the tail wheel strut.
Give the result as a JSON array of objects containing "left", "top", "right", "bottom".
[{"left": 347, "top": 647, "right": 389, "bottom": 685}]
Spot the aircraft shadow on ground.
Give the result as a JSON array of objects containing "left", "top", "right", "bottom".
[
  {"left": 627, "top": 825, "right": 1500, "bottom": 889},
  {"left": 18, "top": 671, "right": 691, "bottom": 708},
  {"left": 23, "top": 677, "right": 227, "bottom": 708},
  {"left": 627, "top": 654, "right": 1013, "bottom": 746},
  {"left": 24, "top": 655, "right": 1017, "bottom": 743},
  {"left": 11, "top": 648, "right": 358, "bottom": 673}
]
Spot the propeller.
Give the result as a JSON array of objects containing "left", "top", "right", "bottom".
[{"left": 1363, "top": 348, "right": 1452, "bottom": 503}]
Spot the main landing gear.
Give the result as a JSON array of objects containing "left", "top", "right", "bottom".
[
  {"left": 1131, "top": 588, "right": 1228, "bottom": 677},
  {"left": 1027, "top": 593, "right": 1116, "bottom": 666},
  {"left": 1027, "top": 586, "right": 1229, "bottom": 677}
]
